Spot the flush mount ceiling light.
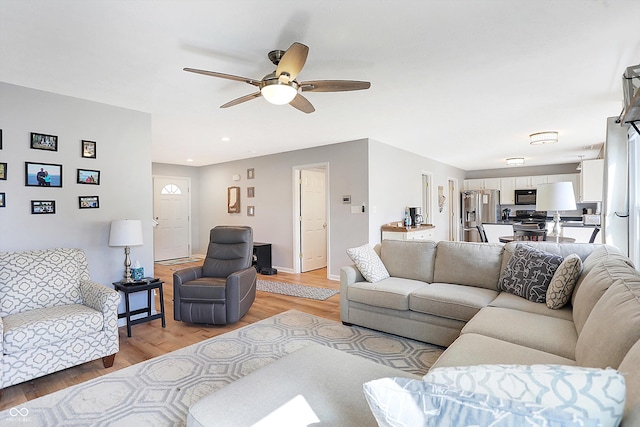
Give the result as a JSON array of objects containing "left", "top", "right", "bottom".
[
  {"left": 260, "top": 74, "right": 298, "bottom": 105},
  {"left": 506, "top": 157, "right": 525, "bottom": 166},
  {"left": 530, "top": 131, "right": 558, "bottom": 145}
]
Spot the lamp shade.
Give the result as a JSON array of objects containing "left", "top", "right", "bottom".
[
  {"left": 536, "top": 182, "right": 576, "bottom": 211},
  {"left": 109, "top": 219, "right": 143, "bottom": 247}
]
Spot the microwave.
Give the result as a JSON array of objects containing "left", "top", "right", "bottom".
[{"left": 515, "top": 189, "right": 537, "bottom": 205}]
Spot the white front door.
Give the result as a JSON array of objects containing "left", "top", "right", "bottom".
[
  {"left": 300, "top": 169, "right": 327, "bottom": 272},
  {"left": 153, "top": 176, "right": 190, "bottom": 261}
]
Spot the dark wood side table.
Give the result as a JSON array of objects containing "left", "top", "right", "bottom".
[{"left": 113, "top": 279, "right": 166, "bottom": 337}]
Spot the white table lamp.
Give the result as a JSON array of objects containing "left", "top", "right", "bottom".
[
  {"left": 109, "top": 219, "right": 143, "bottom": 283},
  {"left": 536, "top": 182, "right": 576, "bottom": 242}
]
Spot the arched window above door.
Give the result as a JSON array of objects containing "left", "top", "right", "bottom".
[{"left": 160, "top": 184, "right": 182, "bottom": 195}]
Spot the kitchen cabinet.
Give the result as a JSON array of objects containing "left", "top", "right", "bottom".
[
  {"left": 381, "top": 224, "right": 435, "bottom": 241},
  {"left": 580, "top": 159, "right": 604, "bottom": 202},
  {"left": 499, "top": 178, "right": 516, "bottom": 204},
  {"left": 548, "top": 173, "right": 581, "bottom": 204},
  {"left": 463, "top": 179, "right": 499, "bottom": 191},
  {"left": 515, "top": 175, "right": 547, "bottom": 189}
]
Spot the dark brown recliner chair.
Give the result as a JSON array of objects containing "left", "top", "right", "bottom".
[{"left": 173, "top": 226, "right": 256, "bottom": 325}]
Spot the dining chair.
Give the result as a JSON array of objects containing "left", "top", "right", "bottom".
[
  {"left": 589, "top": 226, "right": 601, "bottom": 243},
  {"left": 476, "top": 224, "right": 489, "bottom": 243}
]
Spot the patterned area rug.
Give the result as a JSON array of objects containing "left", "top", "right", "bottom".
[
  {"left": 256, "top": 279, "right": 339, "bottom": 300},
  {"left": 0, "top": 310, "right": 443, "bottom": 426}
]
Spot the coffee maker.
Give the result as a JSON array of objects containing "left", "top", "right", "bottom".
[{"left": 409, "top": 207, "right": 424, "bottom": 226}]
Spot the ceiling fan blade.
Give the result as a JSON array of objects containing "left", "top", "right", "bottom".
[
  {"left": 276, "top": 42, "right": 309, "bottom": 82},
  {"left": 220, "top": 92, "right": 262, "bottom": 108},
  {"left": 183, "top": 68, "right": 261, "bottom": 87},
  {"left": 300, "top": 80, "right": 371, "bottom": 92},
  {"left": 289, "top": 93, "right": 315, "bottom": 114}
]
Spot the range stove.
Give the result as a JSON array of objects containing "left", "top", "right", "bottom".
[{"left": 514, "top": 210, "right": 548, "bottom": 228}]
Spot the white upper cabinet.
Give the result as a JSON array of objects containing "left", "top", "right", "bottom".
[
  {"left": 500, "top": 178, "right": 516, "bottom": 204},
  {"left": 547, "top": 173, "right": 581, "bottom": 204}
]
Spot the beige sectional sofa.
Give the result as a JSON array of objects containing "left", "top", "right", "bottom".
[{"left": 340, "top": 239, "right": 640, "bottom": 425}]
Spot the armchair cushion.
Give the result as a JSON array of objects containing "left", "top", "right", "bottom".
[{"left": 3, "top": 304, "right": 103, "bottom": 353}]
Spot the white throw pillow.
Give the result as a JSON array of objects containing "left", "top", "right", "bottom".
[
  {"left": 423, "top": 364, "right": 625, "bottom": 427},
  {"left": 346, "top": 244, "right": 389, "bottom": 283},
  {"left": 363, "top": 377, "right": 596, "bottom": 427},
  {"left": 546, "top": 254, "right": 583, "bottom": 309}
]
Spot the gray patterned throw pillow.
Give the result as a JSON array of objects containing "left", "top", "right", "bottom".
[
  {"left": 498, "top": 244, "right": 563, "bottom": 303},
  {"left": 346, "top": 244, "right": 389, "bottom": 283},
  {"left": 546, "top": 254, "right": 583, "bottom": 309}
]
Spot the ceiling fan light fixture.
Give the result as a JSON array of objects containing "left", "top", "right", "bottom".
[
  {"left": 530, "top": 131, "right": 558, "bottom": 145},
  {"left": 261, "top": 80, "right": 297, "bottom": 105},
  {"left": 506, "top": 157, "right": 525, "bottom": 166}
]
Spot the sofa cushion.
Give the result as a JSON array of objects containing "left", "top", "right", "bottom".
[
  {"left": 423, "top": 364, "right": 625, "bottom": 427},
  {"left": 409, "top": 283, "right": 498, "bottom": 322},
  {"left": 461, "top": 307, "right": 578, "bottom": 360},
  {"left": 572, "top": 255, "right": 635, "bottom": 334},
  {"left": 546, "top": 254, "right": 582, "bottom": 309},
  {"left": 347, "top": 277, "right": 426, "bottom": 311},
  {"left": 347, "top": 244, "right": 390, "bottom": 283},
  {"left": 2, "top": 304, "right": 104, "bottom": 353},
  {"left": 380, "top": 240, "right": 437, "bottom": 283},
  {"left": 571, "top": 245, "right": 629, "bottom": 307},
  {"left": 618, "top": 339, "right": 640, "bottom": 427},
  {"left": 498, "top": 244, "right": 563, "bottom": 303},
  {"left": 433, "top": 241, "right": 504, "bottom": 290},
  {"left": 432, "top": 333, "right": 576, "bottom": 369},
  {"left": 0, "top": 248, "right": 84, "bottom": 317},
  {"left": 501, "top": 242, "right": 599, "bottom": 273},
  {"left": 575, "top": 268, "right": 640, "bottom": 369},
  {"left": 488, "top": 292, "right": 572, "bottom": 321},
  {"left": 363, "top": 377, "right": 594, "bottom": 427}
]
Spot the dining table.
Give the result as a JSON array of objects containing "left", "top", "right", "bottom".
[{"left": 499, "top": 236, "right": 576, "bottom": 243}]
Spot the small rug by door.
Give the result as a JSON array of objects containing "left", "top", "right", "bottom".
[
  {"left": 0, "top": 310, "right": 443, "bottom": 426},
  {"left": 256, "top": 279, "right": 339, "bottom": 300}
]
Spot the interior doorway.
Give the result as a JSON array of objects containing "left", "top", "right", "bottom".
[
  {"left": 153, "top": 176, "right": 191, "bottom": 261},
  {"left": 448, "top": 178, "right": 458, "bottom": 241},
  {"left": 293, "top": 164, "right": 329, "bottom": 275},
  {"left": 421, "top": 172, "right": 432, "bottom": 225}
]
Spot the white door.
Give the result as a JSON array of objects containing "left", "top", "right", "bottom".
[
  {"left": 448, "top": 179, "right": 457, "bottom": 241},
  {"left": 153, "top": 176, "right": 190, "bottom": 261},
  {"left": 300, "top": 169, "right": 327, "bottom": 272}
]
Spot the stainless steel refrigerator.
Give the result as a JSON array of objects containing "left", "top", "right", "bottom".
[{"left": 462, "top": 189, "right": 501, "bottom": 242}]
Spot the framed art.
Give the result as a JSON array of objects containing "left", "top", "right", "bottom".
[
  {"left": 247, "top": 186, "right": 255, "bottom": 198},
  {"left": 77, "top": 169, "right": 100, "bottom": 185},
  {"left": 79, "top": 196, "right": 99, "bottom": 209},
  {"left": 0, "top": 193, "right": 5, "bottom": 208},
  {"left": 0, "top": 129, "right": 3, "bottom": 149},
  {"left": 31, "top": 132, "right": 58, "bottom": 151},
  {"left": 31, "top": 200, "right": 55, "bottom": 214},
  {"left": 0, "top": 162, "right": 6, "bottom": 180},
  {"left": 247, "top": 205, "right": 255, "bottom": 216},
  {"left": 247, "top": 168, "right": 255, "bottom": 179},
  {"left": 228, "top": 186, "right": 240, "bottom": 213},
  {"left": 82, "top": 140, "right": 96, "bottom": 158},
  {"left": 25, "top": 162, "right": 62, "bottom": 187}
]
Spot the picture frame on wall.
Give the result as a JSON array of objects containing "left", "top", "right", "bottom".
[
  {"left": 81, "top": 140, "right": 96, "bottom": 158},
  {"left": 25, "top": 162, "right": 63, "bottom": 187},
  {"left": 0, "top": 193, "right": 5, "bottom": 208},
  {"left": 30, "top": 132, "right": 58, "bottom": 151},
  {"left": 0, "top": 162, "right": 6, "bottom": 180},
  {"left": 77, "top": 169, "right": 100, "bottom": 185},
  {"left": 247, "top": 168, "right": 254, "bottom": 179},
  {"left": 79, "top": 196, "right": 99, "bottom": 209},
  {"left": 0, "top": 129, "right": 3, "bottom": 149},
  {"left": 247, "top": 205, "right": 255, "bottom": 216},
  {"left": 31, "top": 200, "right": 56, "bottom": 214}
]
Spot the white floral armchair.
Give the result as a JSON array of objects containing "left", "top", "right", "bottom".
[{"left": 0, "top": 248, "right": 120, "bottom": 392}]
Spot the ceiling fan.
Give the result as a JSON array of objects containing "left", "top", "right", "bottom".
[{"left": 184, "top": 42, "right": 371, "bottom": 114}]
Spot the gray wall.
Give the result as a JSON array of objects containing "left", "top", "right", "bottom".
[
  {"left": 0, "top": 82, "right": 154, "bottom": 313},
  {"left": 466, "top": 163, "right": 581, "bottom": 179}
]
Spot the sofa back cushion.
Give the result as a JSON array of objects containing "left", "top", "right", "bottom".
[
  {"left": 0, "top": 248, "right": 85, "bottom": 317},
  {"left": 575, "top": 264, "right": 640, "bottom": 369},
  {"left": 571, "top": 245, "right": 629, "bottom": 306},
  {"left": 433, "top": 241, "right": 504, "bottom": 290},
  {"left": 500, "top": 242, "right": 599, "bottom": 274},
  {"left": 572, "top": 255, "right": 635, "bottom": 334},
  {"left": 618, "top": 339, "right": 640, "bottom": 426},
  {"left": 380, "top": 240, "right": 437, "bottom": 283}
]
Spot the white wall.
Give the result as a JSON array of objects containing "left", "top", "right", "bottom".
[
  {"left": 368, "top": 140, "right": 466, "bottom": 243},
  {"left": 0, "top": 82, "right": 154, "bottom": 313}
]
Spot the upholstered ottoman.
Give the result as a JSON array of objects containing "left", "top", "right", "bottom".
[{"left": 187, "top": 344, "right": 418, "bottom": 427}]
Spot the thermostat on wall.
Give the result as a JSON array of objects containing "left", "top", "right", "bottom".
[{"left": 342, "top": 195, "right": 351, "bottom": 204}]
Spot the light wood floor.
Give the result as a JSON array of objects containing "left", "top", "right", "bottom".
[{"left": 0, "top": 263, "right": 339, "bottom": 411}]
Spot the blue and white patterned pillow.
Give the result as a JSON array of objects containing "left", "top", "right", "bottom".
[
  {"left": 346, "top": 244, "right": 389, "bottom": 283},
  {"left": 363, "top": 377, "right": 597, "bottom": 427},
  {"left": 423, "top": 364, "right": 625, "bottom": 427}
]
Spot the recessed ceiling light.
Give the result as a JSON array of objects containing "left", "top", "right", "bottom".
[
  {"left": 529, "top": 131, "right": 558, "bottom": 145},
  {"left": 506, "top": 157, "right": 525, "bottom": 166},
  {"left": 221, "top": 137, "right": 231, "bottom": 142}
]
